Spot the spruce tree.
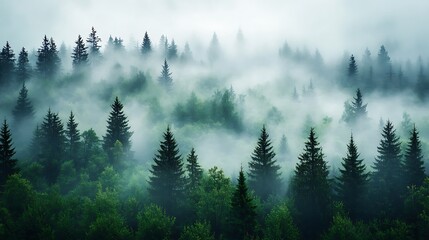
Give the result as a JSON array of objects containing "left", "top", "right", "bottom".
[
  {"left": 36, "top": 36, "right": 60, "bottom": 79},
  {"left": 12, "top": 83, "right": 34, "bottom": 124},
  {"left": 148, "top": 126, "right": 185, "bottom": 215},
  {"left": 186, "top": 147, "right": 203, "bottom": 191},
  {"left": 230, "top": 167, "right": 257, "bottom": 239},
  {"left": 337, "top": 134, "right": 368, "bottom": 220},
  {"left": 0, "top": 120, "right": 19, "bottom": 185},
  {"left": 16, "top": 47, "right": 31, "bottom": 83},
  {"left": 66, "top": 111, "right": 81, "bottom": 168},
  {"left": 403, "top": 125, "right": 425, "bottom": 187},
  {"left": 0, "top": 41, "right": 16, "bottom": 85},
  {"left": 103, "top": 97, "right": 132, "bottom": 167},
  {"left": 48, "top": 37, "right": 61, "bottom": 77},
  {"left": 158, "top": 59, "right": 173, "bottom": 89},
  {"left": 86, "top": 27, "right": 102, "bottom": 61},
  {"left": 167, "top": 39, "right": 178, "bottom": 60},
  {"left": 292, "top": 128, "right": 331, "bottom": 239},
  {"left": 342, "top": 88, "right": 368, "bottom": 124},
  {"left": 371, "top": 120, "right": 404, "bottom": 218},
  {"left": 141, "top": 31, "right": 152, "bottom": 56},
  {"left": 348, "top": 54, "right": 358, "bottom": 78},
  {"left": 248, "top": 125, "right": 281, "bottom": 201},
  {"left": 72, "top": 35, "right": 88, "bottom": 71},
  {"left": 40, "top": 109, "right": 66, "bottom": 184}
]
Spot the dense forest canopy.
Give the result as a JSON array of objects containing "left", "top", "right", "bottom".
[{"left": 1, "top": 0, "right": 429, "bottom": 239}]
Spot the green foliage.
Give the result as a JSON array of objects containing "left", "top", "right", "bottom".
[
  {"left": 1, "top": 174, "right": 34, "bottom": 217},
  {"left": 72, "top": 35, "right": 88, "bottom": 71},
  {"left": 12, "top": 83, "right": 34, "bottom": 124},
  {"left": 65, "top": 112, "right": 81, "bottom": 168},
  {"left": 0, "top": 120, "right": 19, "bottom": 185},
  {"left": 16, "top": 47, "right": 31, "bottom": 82},
  {"left": 186, "top": 148, "right": 203, "bottom": 192},
  {"left": 136, "top": 204, "right": 175, "bottom": 240},
  {"left": 263, "top": 202, "right": 299, "bottom": 240},
  {"left": 36, "top": 36, "right": 60, "bottom": 79},
  {"left": 403, "top": 126, "right": 426, "bottom": 187},
  {"left": 0, "top": 41, "right": 15, "bottom": 85},
  {"left": 159, "top": 59, "right": 173, "bottom": 89},
  {"left": 179, "top": 221, "right": 215, "bottom": 240}
]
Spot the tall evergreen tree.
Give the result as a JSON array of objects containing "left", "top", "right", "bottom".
[
  {"left": 48, "top": 37, "right": 61, "bottom": 76},
  {"left": 342, "top": 88, "right": 368, "bottom": 124},
  {"left": 148, "top": 126, "right": 186, "bottom": 215},
  {"left": 292, "top": 128, "right": 331, "bottom": 239},
  {"left": 29, "top": 125, "right": 43, "bottom": 161},
  {"left": 40, "top": 109, "right": 66, "bottom": 184},
  {"left": 336, "top": 134, "right": 368, "bottom": 220},
  {"left": 167, "top": 39, "right": 178, "bottom": 60},
  {"left": 0, "top": 120, "right": 19, "bottom": 185},
  {"left": 141, "top": 31, "right": 152, "bottom": 56},
  {"left": 66, "top": 111, "right": 81, "bottom": 168},
  {"left": 0, "top": 41, "right": 16, "bottom": 85},
  {"left": 72, "top": 35, "right": 88, "bottom": 71},
  {"left": 403, "top": 125, "right": 425, "bottom": 187},
  {"left": 371, "top": 120, "right": 404, "bottom": 218},
  {"left": 348, "top": 54, "right": 358, "bottom": 79},
  {"left": 103, "top": 97, "right": 132, "bottom": 167},
  {"left": 16, "top": 47, "right": 31, "bottom": 83},
  {"left": 36, "top": 36, "right": 60, "bottom": 79},
  {"left": 12, "top": 82, "right": 34, "bottom": 124},
  {"left": 248, "top": 125, "right": 281, "bottom": 201},
  {"left": 158, "top": 59, "right": 173, "bottom": 89},
  {"left": 186, "top": 148, "right": 203, "bottom": 192},
  {"left": 230, "top": 167, "right": 257, "bottom": 239},
  {"left": 86, "top": 27, "right": 102, "bottom": 61}
]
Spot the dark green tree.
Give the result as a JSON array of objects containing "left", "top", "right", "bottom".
[
  {"left": 28, "top": 125, "right": 43, "bottom": 161},
  {"left": 186, "top": 148, "right": 203, "bottom": 192},
  {"left": 336, "top": 134, "right": 368, "bottom": 220},
  {"left": 102, "top": 97, "right": 132, "bottom": 168},
  {"left": 148, "top": 126, "right": 186, "bottom": 215},
  {"left": 371, "top": 120, "right": 404, "bottom": 218},
  {"left": 348, "top": 54, "right": 358, "bottom": 79},
  {"left": 0, "top": 120, "right": 19, "bottom": 185},
  {"left": 12, "top": 83, "right": 34, "bottom": 124},
  {"left": 16, "top": 47, "right": 31, "bottom": 83},
  {"left": 248, "top": 125, "right": 281, "bottom": 201},
  {"left": 0, "top": 41, "right": 15, "bottom": 85},
  {"left": 230, "top": 167, "right": 257, "bottom": 239},
  {"left": 263, "top": 202, "right": 299, "bottom": 240},
  {"left": 40, "top": 109, "right": 66, "bottom": 184},
  {"left": 36, "top": 36, "right": 61, "bottom": 79},
  {"left": 66, "top": 112, "right": 81, "bottom": 168},
  {"left": 141, "top": 31, "right": 152, "bottom": 56},
  {"left": 158, "top": 59, "right": 173, "bottom": 89},
  {"left": 72, "top": 35, "right": 88, "bottom": 71},
  {"left": 403, "top": 125, "right": 425, "bottom": 187},
  {"left": 342, "top": 88, "right": 368, "bottom": 124},
  {"left": 167, "top": 39, "right": 178, "bottom": 60},
  {"left": 292, "top": 128, "right": 331, "bottom": 239},
  {"left": 136, "top": 204, "right": 175, "bottom": 240},
  {"left": 86, "top": 27, "right": 102, "bottom": 61}
]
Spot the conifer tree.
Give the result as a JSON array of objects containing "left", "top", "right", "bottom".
[
  {"left": 12, "top": 83, "right": 34, "bottom": 124},
  {"left": 230, "top": 167, "right": 257, "bottom": 239},
  {"left": 148, "top": 126, "right": 185, "bottom": 215},
  {"left": 0, "top": 41, "right": 16, "bottom": 85},
  {"left": 29, "top": 125, "right": 43, "bottom": 161},
  {"left": 292, "top": 128, "right": 331, "bottom": 239},
  {"left": 342, "top": 88, "right": 368, "bottom": 124},
  {"left": 371, "top": 120, "right": 404, "bottom": 218},
  {"left": 158, "top": 59, "right": 173, "bottom": 89},
  {"left": 48, "top": 37, "right": 61, "bottom": 76},
  {"left": 403, "top": 126, "right": 425, "bottom": 187},
  {"left": 36, "top": 36, "right": 60, "bottom": 79},
  {"left": 72, "top": 35, "right": 88, "bottom": 71},
  {"left": 86, "top": 27, "right": 102, "bottom": 61},
  {"left": 103, "top": 97, "right": 132, "bottom": 167},
  {"left": 337, "top": 134, "right": 368, "bottom": 220},
  {"left": 167, "top": 39, "right": 178, "bottom": 60},
  {"left": 186, "top": 147, "right": 203, "bottom": 191},
  {"left": 66, "top": 111, "right": 81, "bottom": 168},
  {"left": 16, "top": 47, "right": 31, "bottom": 83},
  {"left": 180, "top": 42, "right": 192, "bottom": 62},
  {"left": 208, "top": 33, "right": 220, "bottom": 63},
  {"left": 0, "top": 120, "right": 19, "bottom": 185},
  {"left": 348, "top": 54, "right": 358, "bottom": 78},
  {"left": 248, "top": 125, "right": 281, "bottom": 201},
  {"left": 141, "top": 31, "right": 152, "bottom": 56}
]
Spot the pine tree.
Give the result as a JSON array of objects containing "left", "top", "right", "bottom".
[
  {"left": 167, "top": 39, "right": 178, "bottom": 60},
  {"left": 48, "top": 37, "right": 61, "bottom": 76},
  {"left": 348, "top": 54, "right": 358, "bottom": 79},
  {"left": 248, "top": 125, "right": 281, "bottom": 201},
  {"left": 36, "top": 36, "right": 60, "bottom": 79},
  {"left": 403, "top": 125, "right": 425, "bottom": 187},
  {"left": 103, "top": 97, "right": 132, "bottom": 167},
  {"left": 0, "top": 41, "right": 16, "bottom": 85},
  {"left": 12, "top": 83, "right": 34, "bottom": 124},
  {"left": 113, "top": 37, "right": 124, "bottom": 51},
  {"left": 141, "top": 31, "right": 152, "bottom": 56},
  {"left": 40, "top": 109, "right": 66, "bottom": 184},
  {"left": 292, "top": 128, "right": 331, "bottom": 239},
  {"left": 0, "top": 120, "right": 19, "bottom": 185},
  {"left": 148, "top": 126, "right": 185, "bottom": 215},
  {"left": 337, "top": 134, "right": 368, "bottom": 220},
  {"left": 158, "top": 59, "right": 173, "bottom": 89},
  {"left": 186, "top": 148, "right": 203, "bottom": 191},
  {"left": 342, "top": 88, "right": 368, "bottom": 124},
  {"left": 16, "top": 47, "right": 31, "bottom": 83},
  {"left": 371, "top": 120, "right": 404, "bottom": 218},
  {"left": 66, "top": 111, "right": 81, "bottom": 168},
  {"left": 230, "top": 167, "right": 257, "bottom": 239},
  {"left": 72, "top": 35, "right": 88, "bottom": 71},
  {"left": 86, "top": 27, "right": 102, "bottom": 61}
]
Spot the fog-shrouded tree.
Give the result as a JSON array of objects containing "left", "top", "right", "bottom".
[
  {"left": 342, "top": 88, "right": 368, "bottom": 124},
  {"left": 371, "top": 120, "right": 404, "bottom": 218},
  {"left": 347, "top": 54, "right": 358, "bottom": 86},
  {"left": 336, "top": 134, "right": 368, "bottom": 220},
  {"left": 248, "top": 125, "right": 281, "bottom": 201},
  {"left": 148, "top": 126, "right": 186, "bottom": 215},
  {"left": 16, "top": 47, "right": 31, "bottom": 83},
  {"left": 186, "top": 147, "right": 203, "bottom": 192},
  {"left": 72, "top": 35, "right": 88, "bottom": 71},
  {"left": 0, "top": 41, "right": 16, "bottom": 85},
  {"left": 403, "top": 125, "right": 426, "bottom": 187},
  {"left": 180, "top": 42, "right": 192, "bottom": 62},
  {"left": 65, "top": 111, "right": 81, "bottom": 169},
  {"left": 12, "top": 83, "right": 34, "bottom": 124},
  {"left": 36, "top": 36, "right": 61, "bottom": 79},
  {"left": 158, "top": 59, "right": 173, "bottom": 89},
  {"left": 141, "top": 31, "right": 152, "bottom": 56},
  {"left": 167, "top": 39, "right": 178, "bottom": 60},
  {"left": 292, "top": 128, "right": 331, "bottom": 239},
  {"left": 113, "top": 37, "right": 124, "bottom": 52},
  {"left": 86, "top": 27, "right": 102, "bottom": 61},
  {"left": 103, "top": 97, "right": 132, "bottom": 168},
  {"left": 230, "top": 167, "right": 257, "bottom": 239},
  {"left": 0, "top": 120, "right": 19, "bottom": 186},
  {"left": 208, "top": 32, "right": 220, "bottom": 63}
]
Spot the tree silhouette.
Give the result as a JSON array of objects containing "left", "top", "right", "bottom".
[
  {"left": 403, "top": 125, "right": 425, "bottom": 187},
  {"left": 0, "top": 120, "right": 19, "bottom": 185}
]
